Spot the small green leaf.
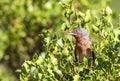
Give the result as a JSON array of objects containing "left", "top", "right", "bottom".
[
  {"left": 22, "top": 62, "right": 30, "bottom": 74},
  {"left": 73, "top": 74, "right": 80, "bottom": 81},
  {"left": 106, "top": 6, "right": 112, "bottom": 15},
  {"left": 84, "top": 10, "right": 91, "bottom": 23},
  {"left": 62, "top": 48, "right": 69, "bottom": 56},
  {"left": 77, "top": 11, "right": 85, "bottom": 18},
  {"left": 83, "top": 57, "right": 88, "bottom": 66},
  {"left": 54, "top": 66, "right": 63, "bottom": 77},
  {"left": 38, "top": 73, "right": 42, "bottom": 79},
  {"left": 56, "top": 39, "right": 63, "bottom": 47},
  {"left": 92, "top": 25, "right": 99, "bottom": 32},
  {"left": 16, "top": 69, "right": 21, "bottom": 73},
  {"left": 47, "top": 69, "right": 54, "bottom": 77},
  {"left": 36, "top": 56, "right": 44, "bottom": 65},
  {"left": 51, "top": 56, "right": 58, "bottom": 65}
]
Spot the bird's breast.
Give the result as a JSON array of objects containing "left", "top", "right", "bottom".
[{"left": 76, "top": 38, "right": 92, "bottom": 58}]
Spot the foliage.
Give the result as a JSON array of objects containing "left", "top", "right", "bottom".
[
  {"left": 0, "top": 0, "right": 63, "bottom": 72},
  {"left": 0, "top": 64, "right": 17, "bottom": 81},
  {"left": 0, "top": 0, "right": 63, "bottom": 80},
  {"left": 19, "top": 0, "right": 120, "bottom": 81}
]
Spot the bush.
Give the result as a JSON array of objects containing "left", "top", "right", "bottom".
[
  {"left": 0, "top": 0, "right": 63, "bottom": 72},
  {"left": 19, "top": 0, "right": 120, "bottom": 81}
]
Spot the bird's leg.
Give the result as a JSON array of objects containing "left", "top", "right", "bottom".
[
  {"left": 79, "top": 54, "right": 84, "bottom": 63},
  {"left": 92, "top": 51, "right": 95, "bottom": 66},
  {"left": 74, "top": 47, "right": 77, "bottom": 62}
]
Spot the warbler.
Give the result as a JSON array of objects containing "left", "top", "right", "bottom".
[{"left": 68, "top": 28, "right": 95, "bottom": 65}]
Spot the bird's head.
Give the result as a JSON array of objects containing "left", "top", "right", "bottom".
[{"left": 68, "top": 28, "right": 89, "bottom": 40}]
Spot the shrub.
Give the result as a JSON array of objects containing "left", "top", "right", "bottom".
[{"left": 19, "top": 0, "right": 120, "bottom": 81}]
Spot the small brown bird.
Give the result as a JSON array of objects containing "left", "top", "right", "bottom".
[{"left": 69, "top": 28, "right": 95, "bottom": 64}]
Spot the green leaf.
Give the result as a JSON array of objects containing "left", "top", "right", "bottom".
[
  {"left": 106, "top": 6, "right": 112, "bottom": 15},
  {"left": 62, "top": 48, "right": 69, "bottom": 56},
  {"left": 73, "top": 74, "right": 80, "bottom": 81}
]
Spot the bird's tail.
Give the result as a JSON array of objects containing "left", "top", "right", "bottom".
[{"left": 92, "top": 51, "right": 95, "bottom": 66}]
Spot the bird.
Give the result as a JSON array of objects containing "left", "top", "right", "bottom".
[{"left": 68, "top": 28, "right": 95, "bottom": 65}]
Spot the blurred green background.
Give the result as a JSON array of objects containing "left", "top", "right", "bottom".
[
  {"left": 110, "top": 0, "right": 120, "bottom": 24},
  {"left": 0, "top": 0, "right": 120, "bottom": 81}
]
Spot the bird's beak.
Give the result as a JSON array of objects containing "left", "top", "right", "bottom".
[{"left": 68, "top": 32, "right": 77, "bottom": 36}]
